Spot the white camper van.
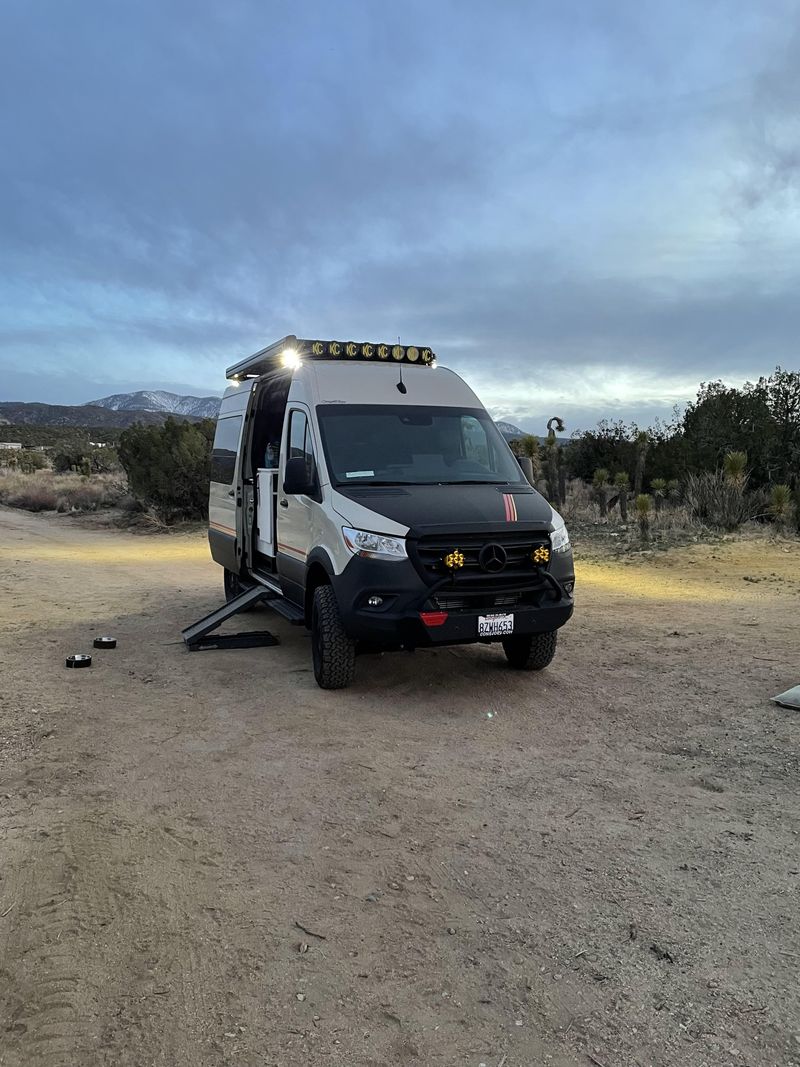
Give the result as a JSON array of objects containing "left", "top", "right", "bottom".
[{"left": 207, "top": 337, "right": 574, "bottom": 688}]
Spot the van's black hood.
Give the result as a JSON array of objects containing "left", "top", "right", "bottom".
[{"left": 335, "top": 482, "right": 554, "bottom": 535}]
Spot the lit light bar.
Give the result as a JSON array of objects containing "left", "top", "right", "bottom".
[
  {"left": 226, "top": 335, "right": 436, "bottom": 380},
  {"left": 305, "top": 339, "right": 434, "bottom": 365}
]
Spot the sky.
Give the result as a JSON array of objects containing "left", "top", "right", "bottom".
[{"left": 1, "top": 0, "right": 799, "bottom": 433}]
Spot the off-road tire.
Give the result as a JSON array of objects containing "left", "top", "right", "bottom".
[
  {"left": 312, "top": 585, "right": 356, "bottom": 690},
  {"left": 224, "top": 567, "right": 257, "bottom": 611},
  {"left": 502, "top": 630, "right": 558, "bottom": 671}
]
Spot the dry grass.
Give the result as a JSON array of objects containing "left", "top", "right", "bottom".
[{"left": 0, "top": 470, "right": 126, "bottom": 513}]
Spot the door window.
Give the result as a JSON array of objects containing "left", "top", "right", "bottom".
[
  {"left": 210, "top": 415, "right": 242, "bottom": 484},
  {"left": 288, "top": 410, "right": 316, "bottom": 479}
]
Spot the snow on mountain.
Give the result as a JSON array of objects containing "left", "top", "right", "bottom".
[
  {"left": 89, "top": 391, "right": 221, "bottom": 419},
  {"left": 494, "top": 420, "right": 527, "bottom": 440}
]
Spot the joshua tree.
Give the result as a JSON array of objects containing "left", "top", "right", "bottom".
[
  {"left": 769, "top": 484, "right": 793, "bottom": 533},
  {"left": 651, "top": 477, "right": 667, "bottom": 513},
  {"left": 723, "top": 450, "right": 748, "bottom": 488},
  {"left": 635, "top": 493, "right": 652, "bottom": 542},
  {"left": 593, "top": 467, "right": 610, "bottom": 518},
  {"left": 633, "top": 431, "right": 649, "bottom": 496},
  {"left": 614, "top": 471, "right": 630, "bottom": 522},
  {"left": 518, "top": 434, "right": 540, "bottom": 487},
  {"left": 545, "top": 416, "right": 565, "bottom": 507}
]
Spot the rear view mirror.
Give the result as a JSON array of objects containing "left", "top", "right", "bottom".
[{"left": 283, "top": 456, "right": 318, "bottom": 497}]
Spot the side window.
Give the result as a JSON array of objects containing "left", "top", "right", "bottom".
[
  {"left": 288, "top": 410, "right": 316, "bottom": 479},
  {"left": 210, "top": 415, "right": 242, "bottom": 484},
  {"left": 461, "top": 415, "right": 490, "bottom": 467}
]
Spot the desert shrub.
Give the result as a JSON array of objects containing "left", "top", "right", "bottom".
[
  {"left": 769, "top": 484, "right": 794, "bottom": 532},
  {"left": 684, "top": 470, "right": 752, "bottom": 531},
  {"left": 635, "top": 493, "right": 651, "bottom": 542},
  {"left": 12, "top": 451, "right": 49, "bottom": 473},
  {"left": 0, "top": 471, "right": 124, "bottom": 513},
  {"left": 118, "top": 417, "right": 215, "bottom": 522}
]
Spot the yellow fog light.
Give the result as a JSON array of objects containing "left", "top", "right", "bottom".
[
  {"left": 392, "top": 345, "right": 404, "bottom": 361},
  {"left": 377, "top": 344, "right": 390, "bottom": 359},
  {"left": 421, "top": 348, "right": 433, "bottom": 364},
  {"left": 531, "top": 545, "right": 550, "bottom": 564},
  {"left": 444, "top": 549, "right": 465, "bottom": 570},
  {"left": 406, "top": 346, "right": 419, "bottom": 362},
  {"left": 329, "top": 341, "right": 342, "bottom": 356},
  {"left": 345, "top": 342, "right": 358, "bottom": 357},
  {"left": 311, "top": 341, "right": 324, "bottom": 355},
  {"left": 362, "top": 343, "right": 374, "bottom": 358}
]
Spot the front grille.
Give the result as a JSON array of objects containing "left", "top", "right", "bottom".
[{"left": 412, "top": 530, "right": 552, "bottom": 596}]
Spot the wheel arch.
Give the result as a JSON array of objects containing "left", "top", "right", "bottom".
[{"left": 304, "top": 548, "right": 336, "bottom": 627}]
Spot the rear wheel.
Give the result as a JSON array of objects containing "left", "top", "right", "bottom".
[
  {"left": 502, "top": 630, "right": 558, "bottom": 671},
  {"left": 223, "top": 567, "right": 257, "bottom": 611},
  {"left": 312, "top": 585, "right": 356, "bottom": 690}
]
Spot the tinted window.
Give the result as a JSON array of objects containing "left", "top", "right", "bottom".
[
  {"left": 288, "top": 410, "right": 315, "bottom": 475},
  {"left": 316, "top": 405, "right": 524, "bottom": 486},
  {"left": 210, "top": 415, "right": 242, "bottom": 484}
]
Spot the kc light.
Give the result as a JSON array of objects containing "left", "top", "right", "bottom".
[
  {"left": 531, "top": 545, "right": 550, "bottom": 564},
  {"left": 550, "top": 510, "right": 571, "bottom": 554},
  {"left": 444, "top": 549, "right": 465, "bottom": 570},
  {"left": 280, "top": 348, "right": 301, "bottom": 369},
  {"left": 342, "top": 527, "right": 408, "bottom": 561}
]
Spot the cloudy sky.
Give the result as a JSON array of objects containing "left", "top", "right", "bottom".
[{"left": 1, "top": 1, "right": 798, "bottom": 432}]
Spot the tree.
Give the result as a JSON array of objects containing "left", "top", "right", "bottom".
[
  {"left": 651, "top": 477, "right": 667, "bottom": 513},
  {"left": 614, "top": 471, "right": 629, "bottom": 522},
  {"left": 593, "top": 467, "right": 609, "bottom": 518},
  {"left": 683, "top": 380, "right": 772, "bottom": 484},
  {"left": 762, "top": 367, "right": 800, "bottom": 482},
  {"left": 118, "top": 418, "right": 215, "bottom": 522},
  {"left": 633, "top": 431, "right": 649, "bottom": 496},
  {"left": 517, "top": 435, "right": 540, "bottom": 487},
  {"left": 544, "top": 417, "right": 565, "bottom": 507},
  {"left": 635, "top": 494, "right": 651, "bottom": 542}
]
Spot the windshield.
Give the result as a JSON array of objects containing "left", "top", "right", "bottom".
[{"left": 316, "top": 404, "right": 526, "bottom": 486}]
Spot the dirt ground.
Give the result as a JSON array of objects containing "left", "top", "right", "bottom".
[{"left": 1, "top": 505, "right": 799, "bottom": 1067}]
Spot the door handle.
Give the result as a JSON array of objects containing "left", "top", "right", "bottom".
[
  {"left": 279, "top": 498, "right": 288, "bottom": 508},
  {"left": 227, "top": 489, "right": 235, "bottom": 497}
]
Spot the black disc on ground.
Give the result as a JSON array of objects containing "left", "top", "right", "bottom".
[
  {"left": 93, "top": 637, "right": 117, "bottom": 649},
  {"left": 66, "top": 654, "right": 92, "bottom": 668}
]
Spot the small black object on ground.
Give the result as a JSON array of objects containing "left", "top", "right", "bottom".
[
  {"left": 66, "top": 654, "right": 92, "bottom": 669},
  {"left": 93, "top": 636, "right": 117, "bottom": 649}
]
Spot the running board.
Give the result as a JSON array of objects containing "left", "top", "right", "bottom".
[
  {"left": 262, "top": 594, "right": 305, "bottom": 625},
  {"left": 182, "top": 585, "right": 270, "bottom": 649}
]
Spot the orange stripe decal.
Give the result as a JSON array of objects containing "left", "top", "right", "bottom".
[{"left": 502, "top": 493, "right": 518, "bottom": 522}]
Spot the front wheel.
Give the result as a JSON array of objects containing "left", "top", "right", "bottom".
[
  {"left": 502, "top": 630, "right": 558, "bottom": 671},
  {"left": 312, "top": 585, "right": 356, "bottom": 690}
]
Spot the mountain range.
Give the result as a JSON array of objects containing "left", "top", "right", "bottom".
[
  {"left": 89, "top": 390, "right": 221, "bottom": 419},
  {"left": 0, "top": 392, "right": 531, "bottom": 440}
]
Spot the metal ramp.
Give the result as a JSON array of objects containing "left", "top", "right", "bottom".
[{"left": 182, "top": 585, "right": 275, "bottom": 651}]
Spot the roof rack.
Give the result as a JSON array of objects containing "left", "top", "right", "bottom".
[{"left": 226, "top": 337, "right": 436, "bottom": 381}]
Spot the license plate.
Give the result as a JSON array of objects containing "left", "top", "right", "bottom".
[{"left": 478, "top": 613, "right": 514, "bottom": 637}]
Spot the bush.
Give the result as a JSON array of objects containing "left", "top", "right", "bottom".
[
  {"left": 118, "top": 417, "right": 215, "bottom": 523},
  {"left": 0, "top": 470, "right": 124, "bottom": 513},
  {"left": 684, "top": 470, "right": 752, "bottom": 531}
]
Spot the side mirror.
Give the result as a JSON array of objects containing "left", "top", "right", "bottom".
[{"left": 283, "top": 456, "right": 318, "bottom": 497}]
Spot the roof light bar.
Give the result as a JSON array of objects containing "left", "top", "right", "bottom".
[{"left": 226, "top": 336, "right": 436, "bottom": 380}]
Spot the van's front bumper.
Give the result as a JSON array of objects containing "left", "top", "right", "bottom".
[{"left": 331, "top": 554, "right": 575, "bottom": 649}]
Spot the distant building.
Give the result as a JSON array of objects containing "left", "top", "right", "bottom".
[{"left": 0, "top": 442, "right": 23, "bottom": 450}]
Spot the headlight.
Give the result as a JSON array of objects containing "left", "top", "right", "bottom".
[
  {"left": 549, "top": 510, "right": 571, "bottom": 554},
  {"left": 342, "top": 527, "right": 408, "bottom": 561}
]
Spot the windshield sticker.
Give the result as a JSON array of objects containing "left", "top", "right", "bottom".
[{"left": 346, "top": 470, "right": 374, "bottom": 478}]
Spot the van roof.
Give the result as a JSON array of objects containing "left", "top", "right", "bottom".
[{"left": 290, "top": 360, "right": 481, "bottom": 409}]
